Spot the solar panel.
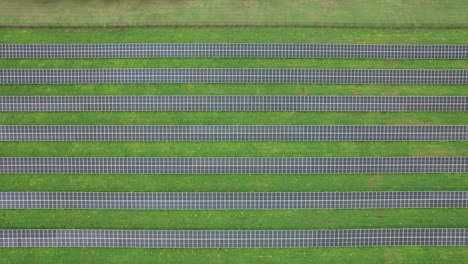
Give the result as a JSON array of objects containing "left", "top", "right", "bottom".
[
  {"left": 1, "top": 191, "right": 466, "bottom": 210},
  {"left": 1, "top": 43, "right": 466, "bottom": 59},
  {"left": 0, "top": 157, "right": 466, "bottom": 174},
  {"left": 0, "top": 125, "right": 466, "bottom": 141},
  {"left": 0, "top": 229, "right": 466, "bottom": 248},
  {"left": 0, "top": 96, "right": 466, "bottom": 112},
  {"left": 1, "top": 69, "right": 467, "bottom": 84}
]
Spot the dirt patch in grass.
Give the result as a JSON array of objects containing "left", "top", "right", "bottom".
[
  {"left": 299, "top": 87, "right": 307, "bottom": 96},
  {"left": 383, "top": 60, "right": 399, "bottom": 67},
  {"left": 413, "top": 149, "right": 449, "bottom": 156},
  {"left": 368, "top": 175, "right": 383, "bottom": 190},
  {"left": 384, "top": 250, "right": 404, "bottom": 264},
  {"left": 352, "top": 89, "right": 363, "bottom": 96},
  {"left": 383, "top": 89, "right": 400, "bottom": 96}
]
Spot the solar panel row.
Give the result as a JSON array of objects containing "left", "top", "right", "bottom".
[
  {"left": 0, "top": 157, "right": 466, "bottom": 174},
  {"left": 0, "top": 229, "right": 466, "bottom": 248},
  {"left": 1, "top": 69, "right": 467, "bottom": 84},
  {"left": 0, "top": 125, "right": 466, "bottom": 141},
  {"left": 1, "top": 44, "right": 466, "bottom": 59},
  {"left": 1, "top": 191, "right": 466, "bottom": 210},
  {"left": 1, "top": 96, "right": 466, "bottom": 112}
]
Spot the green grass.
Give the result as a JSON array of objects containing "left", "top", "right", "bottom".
[
  {"left": 0, "top": 0, "right": 467, "bottom": 28},
  {"left": 0, "top": 174, "right": 466, "bottom": 193},
  {"left": 0, "top": 112, "right": 466, "bottom": 125},
  {"left": 0, "top": 27, "right": 467, "bottom": 263},
  {"left": 1, "top": 28, "right": 468, "bottom": 44},
  {"left": 1, "top": 209, "right": 467, "bottom": 230},
  {"left": 0, "top": 84, "right": 468, "bottom": 96},
  {"left": 0, "top": 142, "right": 466, "bottom": 157},
  {"left": 0, "top": 247, "right": 466, "bottom": 264}
]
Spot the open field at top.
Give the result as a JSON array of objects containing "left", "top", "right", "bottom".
[
  {"left": 0, "top": 0, "right": 467, "bottom": 28},
  {"left": 0, "top": 27, "right": 467, "bottom": 263}
]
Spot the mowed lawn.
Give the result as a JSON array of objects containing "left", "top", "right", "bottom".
[
  {"left": 0, "top": 28, "right": 467, "bottom": 263},
  {"left": 0, "top": 0, "right": 467, "bottom": 27}
]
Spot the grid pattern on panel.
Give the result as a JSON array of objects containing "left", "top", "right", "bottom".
[
  {"left": 0, "top": 96, "right": 466, "bottom": 112},
  {"left": 0, "top": 125, "right": 466, "bottom": 141},
  {"left": 1, "top": 192, "right": 466, "bottom": 210},
  {"left": 1, "top": 69, "right": 467, "bottom": 84},
  {"left": 0, "top": 229, "right": 466, "bottom": 248},
  {"left": 1, "top": 44, "right": 467, "bottom": 59},
  {"left": 0, "top": 157, "right": 466, "bottom": 174}
]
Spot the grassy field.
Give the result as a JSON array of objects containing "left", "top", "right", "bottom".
[
  {"left": 2, "top": 28, "right": 468, "bottom": 44},
  {"left": 1, "top": 247, "right": 467, "bottom": 264},
  {"left": 0, "top": 0, "right": 467, "bottom": 28},
  {"left": 1, "top": 174, "right": 467, "bottom": 193},
  {"left": 1, "top": 209, "right": 467, "bottom": 229},
  {"left": 0, "top": 27, "right": 467, "bottom": 263}
]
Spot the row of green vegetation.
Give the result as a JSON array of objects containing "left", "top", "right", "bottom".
[
  {"left": 1, "top": 209, "right": 466, "bottom": 230},
  {"left": 0, "top": 173, "right": 466, "bottom": 192},
  {"left": 1, "top": 247, "right": 467, "bottom": 264},
  {"left": 1, "top": 142, "right": 466, "bottom": 157},
  {"left": 1, "top": 28, "right": 468, "bottom": 44},
  {"left": 2, "top": 58, "right": 466, "bottom": 69}
]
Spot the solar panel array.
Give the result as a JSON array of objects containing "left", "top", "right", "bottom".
[
  {"left": 0, "top": 157, "right": 466, "bottom": 174},
  {"left": 1, "top": 43, "right": 466, "bottom": 251},
  {"left": 1, "top": 69, "right": 467, "bottom": 84},
  {"left": 1, "top": 96, "right": 466, "bottom": 112},
  {"left": 0, "top": 229, "right": 466, "bottom": 248},
  {"left": 1, "top": 191, "right": 466, "bottom": 210},
  {"left": 0, "top": 125, "right": 466, "bottom": 141},
  {"left": 1, "top": 43, "right": 467, "bottom": 59}
]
